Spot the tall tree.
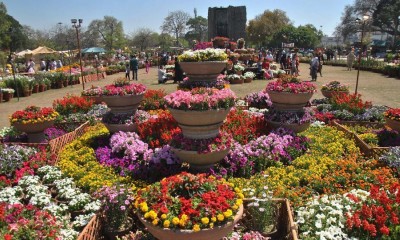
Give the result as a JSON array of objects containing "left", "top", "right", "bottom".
[
  {"left": 372, "top": 0, "right": 400, "bottom": 50},
  {"left": 130, "top": 28, "right": 158, "bottom": 51},
  {"left": 247, "top": 9, "right": 291, "bottom": 48},
  {"left": 161, "top": 10, "right": 190, "bottom": 46},
  {"left": 185, "top": 8, "right": 208, "bottom": 42},
  {"left": 87, "top": 16, "right": 125, "bottom": 51}
]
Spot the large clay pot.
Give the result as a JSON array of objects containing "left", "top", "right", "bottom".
[
  {"left": 266, "top": 91, "right": 313, "bottom": 111},
  {"left": 139, "top": 204, "right": 243, "bottom": 240},
  {"left": 321, "top": 90, "right": 349, "bottom": 98},
  {"left": 12, "top": 120, "right": 54, "bottom": 143},
  {"left": 244, "top": 78, "right": 252, "bottom": 83},
  {"left": 32, "top": 85, "right": 39, "bottom": 93},
  {"left": 84, "top": 95, "right": 103, "bottom": 104},
  {"left": 172, "top": 148, "right": 230, "bottom": 171},
  {"left": 266, "top": 120, "right": 310, "bottom": 133},
  {"left": 385, "top": 117, "right": 400, "bottom": 132},
  {"left": 39, "top": 84, "right": 46, "bottom": 92},
  {"left": 179, "top": 61, "right": 226, "bottom": 82},
  {"left": 3, "top": 92, "right": 12, "bottom": 102},
  {"left": 168, "top": 108, "right": 231, "bottom": 139},
  {"left": 101, "top": 94, "right": 144, "bottom": 114},
  {"left": 229, "top": 78, "right": 244, "bottom": 84},
  {"left": 103, "top": 122, "right": 137, "bottom": 133}
]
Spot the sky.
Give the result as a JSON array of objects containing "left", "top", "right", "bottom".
[{"left": 2, "top": 0, "right": 354, "bottom": 37}]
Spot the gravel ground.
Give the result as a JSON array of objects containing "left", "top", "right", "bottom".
[{"left": 0, "top": 63, "right": 399, "bottom": 128}]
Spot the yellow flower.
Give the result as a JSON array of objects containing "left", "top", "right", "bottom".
[
  {"left": 149, "top": 210, "right": 157, "bottom": 220},
  {"left": 152, "top": 219, "right": 159, "bottom": 226},
  {"left": 144, "top": 212, "right": 150, "bottom": 219},
  {"left": 211, "top": 216, "right": 217, "bottom": 222},
  {"left": 163, "top": 220, "right": 170, "bottom": 228},
  {"left": 161, "top": 214, "right": 167, "bottom": 220},
  {"left": 209, "top": 223, "right": 214, "bottom": 228},
  {"left": 201, "top": 217, "right": 209, "bottom": 225},
  {"left": 235, "top": 199, "right": 243, "bottom": 206},
  {"left": 217, "top": 214, "right": 224, "bottom": 221},
  {"left": 237, "top": 193, "right": 244, "bottom": 199},
  {"left": 179, "top": 218, "right": 186, "bottom": 227},
  {"left": 232, "top": 204, "right": 239, "bottom": 210},
  {"left": 140, "top": 203, "right": 149, "bottom": 212},
  {"left": 181, "top": 214, "right": 188, "bottom": 221},
  {"left": 172, "top": 217, "right": 180, "bottom": 225},
  {"left": 223, "top": 209, "right": 233, "bottom": 218},
  {"left": 234, "top": 187, "right": 241, "bottom": 193},
  {"left": 193, "top": 224, "right": 201, "bottom": 232}
]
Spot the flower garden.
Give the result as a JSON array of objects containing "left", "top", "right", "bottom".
[{"left": 0, "top": 48, "right": 400, "bottom": 240}]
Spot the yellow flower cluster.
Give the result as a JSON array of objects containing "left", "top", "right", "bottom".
[{"left": 57, "top": 123, "right": 137, "bottom": 193}]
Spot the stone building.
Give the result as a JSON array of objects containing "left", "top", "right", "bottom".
[{"left": 208, "top": 6, "right": 246, "bottom": 41}]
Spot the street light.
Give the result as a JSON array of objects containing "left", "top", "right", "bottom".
[
  {"left": 355, "top": 14, "right": 370, "bottom": 94},
  {"left": 71, "top": 18, "right": 85, "bottom": 90}
]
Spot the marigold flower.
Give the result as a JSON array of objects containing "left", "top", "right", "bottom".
[
  {"left": 201, "top": 217, "right": 209, "bottom": 225},
  {"left": 152, "top": 219, "right": 159, "bottom": 226},
  {"left": 161, "top": 214, "right": 167, "bottom": 220},
  {"left": 163, "top": 220, "right": 170, "bottom": 228},
  {"left": 217, "top": 213, "right": 224, "bottom": 221},
  {"left": 172, "top": 217, "right": 180, "bottom": 225},
  {"left": 211, "top": 216, "right": 217, "bottom": 222},
  {"left": 223, "top": 209, "right": 233, "bottom": 218},
  {"left": 193, "top": 224, "right": 201, "bottom": 232}
]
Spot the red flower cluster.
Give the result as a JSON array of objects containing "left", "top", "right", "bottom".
[
  {"left": 384, "top": 108, "right": 400, "bottom": 121},
  {"left": 346, "top": 182, "right": 400, "bottom": 238},
  {"left": 10, "top": 106, "right": 59, "bottom": 124},
  {"left": 140, "top": 89, "right": 167, "bottom": 111},
  {"left": 331, "top": 93, "right": 372, "bottom": 115},
  {"left": 0, "top": 203, "right": 62, "bottom": 239},
  {"left": 222, "top": 109, "right": 268, "bottom": 144},
  {"left": 137, "top": 110, "right": 180, "bottom": 148},
  {"left": 53, "top": 94, "right": 94, "bottom": 115}
]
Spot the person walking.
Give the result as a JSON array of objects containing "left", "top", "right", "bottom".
[
  {"left": 173, "top": 57, "right": 184, "bottom": 83},
  {"left": 317, "top": 52, "right": 324, "bottom": 77},
  {"left": 130, "top": 55, "right": 139, "bottom": 80},
  {"left": 125, "top": 62, "right": 130, "bottom": 80},
  {"left": 145, "top": 59, "right": 150, "bottom": 74},
  {"left": 310, "top": 54, "right": 319, "bottom": 81},
  {"left": 347, "top": 50, "right": 356, "bottom": 71}
]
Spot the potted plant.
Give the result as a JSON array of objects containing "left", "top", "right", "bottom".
[
  {"left": 178, "top": 48, "right": 228, "bottom": 81},
  {"left": 266, "top": 76, "right": 316, "bottom": 111},
  {"left": 384, "top": 108, "right": 400, "bottom": 132},
  {"left": 81, "top": 86, "right": 103, "bottom": 104},
  {"left": 245, "top": 90, "right": 272, "bottom": 109},
  {"left": 321, "top": 81, "right": 349, "bottom": 98},
  {"left": 164, "top": 88, "right": 236, "bottom": 139},
  {"left": 102, "top": 112, "right": 138, "bottom": 133},
  {"left": 265, "top": 107, "right": 315, "bottom": 133},
  {"left": 212, "top": 36, "right": 229, "bottom": 48},
  {"left": 94, "top": 185, "right": 135, "bottom": 240},
  {"left": 243, "top": 71, "right": 256, "bottom": 83},
  {"left": 233, "top": 64, "right": 245, "bottom": 75},
  {"left": 134, "top": 172, "right": 244, "bottom": 240},
  {"left": 227, "top": 74, "right": 244, "bottom": 84},
  {"left": 100, "top": 78, "right": 146, "bottom": 114},
  {"left": 10, "top": 106, "right": 59, "bottom": 142},
  {"left": 170, "top": 131, "right": 233, "bottom": 170},
  {"left": 1, "top": 88, "right": 15, "bottom": 102}
]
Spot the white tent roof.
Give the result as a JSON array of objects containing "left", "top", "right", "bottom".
[{"left": 15, "top": 49, "right": 32, "bottom": 57}]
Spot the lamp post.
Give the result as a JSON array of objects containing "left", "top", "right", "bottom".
[
  {"left": 8, "top": 27, "right": 20, "bottom": 101},
  {"left": 71, "top": 18, "right": 85, "bottom": 90},
  {"left": 355, "top": 14, "right": 370, "bottom": 94}
]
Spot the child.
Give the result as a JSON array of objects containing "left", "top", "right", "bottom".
[
  {"left": 125, "top": 63, "right": 130, "bottom": 80},
  {"left": 145, "top": 59, "right": 150, "bottom": 74}
]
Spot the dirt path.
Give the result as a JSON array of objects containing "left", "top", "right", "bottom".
[{"left": 1, "top": 64, "right": 399, "bottom": 128}]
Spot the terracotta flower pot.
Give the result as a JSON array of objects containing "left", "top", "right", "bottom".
[
  {"left": 229, "top": 78, "right": 244, "bottom": 84},
  {"left": 103, "top": 122, "right": 137, "bottom": 133},
  {"left": 84, "top": 95, "right": 103, "bottom": 104},
  {"left": 139, "top": 204, "right": 243, "bottom": 240},
  {"left": 32, "top": 85, "right": 39, "bottom": 93},
  {"left": 101, "top": 94, "right": 144, "bottom": 114},
  {"left": 168, "top": 108, "right": 231, "bottom": 139},
  {"left": 266, "top": 120, "right": 310, "bottom": 133},
  {"left": 244, "top": 78, "right": 252, "bottom": 83},
  {"left": 321, "top": 90, "right": 349, "bottom": 98},
  {"left": 266, "top": 91, "right": 314, "bottom": 111},
  {"left": 171, "top": 148, "right": 230, "bottom": 171},
  {"left": 39, "top": 84, "right": 46, "bottom": 92},
  {"left": 12, "top": 120, "right": 54, "bottom": 143},
  {"left": 3, "top": 92, "right": 12, "bottom": 102},
  {"left": 385, "top": 117, "right": 400, "bottom": 132},
  {"left": 179, "top": 61, "right": 226, "bottom": 82}
]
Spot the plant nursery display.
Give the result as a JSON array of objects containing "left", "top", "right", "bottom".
[
  {"left": 384, "top": 108, "right": 400, "bottom": 132},
  {"left": 321, "top": 80, "right": 350, "bottom": 98}
]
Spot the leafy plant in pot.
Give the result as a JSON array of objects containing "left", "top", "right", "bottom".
[{"left": 93, "top": 185, "right": 135, "bottom": 240}]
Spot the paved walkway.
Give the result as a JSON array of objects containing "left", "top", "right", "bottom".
[{"left": 1, "top": 64, "right": 399, "bottom": 128}]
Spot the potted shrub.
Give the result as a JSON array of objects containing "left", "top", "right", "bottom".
[
  {"left": 266, "top": 76, "right": 316, "bottom": 111},
  {"left": 227, "top": 74, "right": 244, "bottom": 84},
  {"left": 10, "top": 106, "right": 59, "bottom": 142},
  {"left": 384, "top": 108, "right": 400, "bottom": 132},
  {"left": 321, "top": 81, "right": 349, "bottom": 98},
  {"left": 178, "top": 48, "right": 228, "bottom": 81},
  {"left": 265, "top": 107, "right": 315, "bottom": 133},
  {"left": 1, "top": 88, "right": 15, "bottom": 102},
  {"left": 164, "top": 88, "right": 236, "bottom": 139},
  {"left": 233, "top": 64, "right": 245, "bottom": 75},
  {"left": 81, "top": 86, "right": 103, "bottom": 104},
  {"left": 134, "top": 172, "right": 244, "bottom": 240},
  {"left": 243, "top": 71, "right": 256, "bottom": 83}
]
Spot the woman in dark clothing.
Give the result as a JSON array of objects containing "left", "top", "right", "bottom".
[{"left": 173, "top": 57, "right": 184, "bottom": 83}]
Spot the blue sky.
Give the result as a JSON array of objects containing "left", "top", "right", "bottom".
[{"left": 3, "top": 0, "right": 353, "bottom": 36}]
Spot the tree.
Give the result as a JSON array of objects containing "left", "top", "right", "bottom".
[
  {"left": 161, "top": 10, "right": 190, "bottom": 46},
  {"left": 87, "top": 16, "right": 125, "bottom": 51},
  {"left": 372, "top": 0, "right": 400, "bottom": 50},
  {"left": 129, "top": 28, "right": 158, "bottom": 51},
  {"left": 185, "top": 8, "right": 208, "bottom": 42},
  {"left": 247, "top": 9, "right": 291, "bottom": 48}
]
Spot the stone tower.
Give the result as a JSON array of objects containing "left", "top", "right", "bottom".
[{"left": 208, "top": 6, "right": 247, "bottom": 41}]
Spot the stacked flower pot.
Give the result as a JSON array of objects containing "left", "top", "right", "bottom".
[
  {"left": 167, "top": 48, "right": 234, "bottom": 171},
  {"left": 265, "top": 76, "right": 316, "bottom": 133},
  {"left": 96, "top": 78, "right": 146, "bottom": 133}
]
